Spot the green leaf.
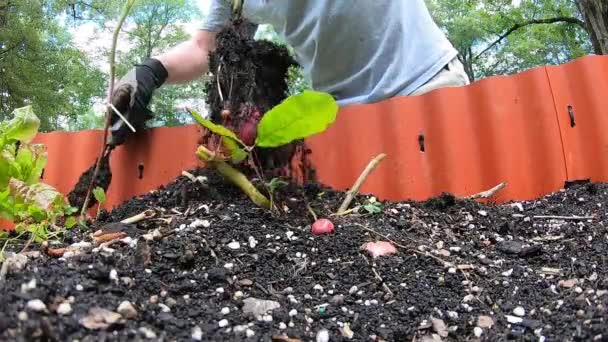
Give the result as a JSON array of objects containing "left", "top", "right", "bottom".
[
  {"left": 3, "top": 106, "right": 40, "bottom": 144},
  {"left": 267, "top": 178, "right": 289, "bottom": 193},
  {"left": 255, "top": 90, "right": 338, "bottom": 148},
  {"left": 8, "top": 178, "right": 67, "bottom": 213},
  {"left": 92, "top": 186, "right": 106, "bottom": 204},
  {"left": 0, "top": 188, "right": 14, "bottom": 221},
  {"left": 64, "top": 206, "right": 78, "bottom": 215},
  {"left": 222, "top": 137, "right": 248, "bottom": 164},
  {"left": 65, "top": 216, "right": 77, "bottom": 229},
  {"left": 15, "top": 144, "right": 47, "bottom": 184},
  {"left": 189, "top": 109, "right": 246, "bottom": 147}
]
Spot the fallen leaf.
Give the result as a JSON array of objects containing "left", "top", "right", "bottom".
[
  {"left": 436, "top": 249, "right": 451, "bottom": 257},
  {"left": 93, "top": 232, "right": 128, "bottom": 245},
  {"left": 242, "top": 298, "right": 280, "bottom": 318},
  {"left": 559, "top": 279, "right": 578, "bottom": 289},
  {"left": 271, "top": 336, "right": 302, "bottom": 342},
  {"left": 362, "top": 241, "right": 397, "bottom": 258},
  {"left": 431, "top": 317, "right": 448, "bottom": 337},
  {"left": 477, "top": 315, "right": 494, "bottom": 328},
  {"left": 79, "top": 308, "right": 123, "bottom": 330},
  {"left": 539, "top": 267, "right": 561, "bottom": 275},
  {"left": 457, "top": 264, "right": 475, "bottom": 271}
]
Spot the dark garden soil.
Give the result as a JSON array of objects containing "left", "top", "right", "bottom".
[
  {"left": 0, "top": 168, "right": 607, "bottom": 342},
  {"left": 68, "top": 153, "right": 113, "bottom": 210}
]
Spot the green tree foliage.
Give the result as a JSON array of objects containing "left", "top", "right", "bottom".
[
  {"left": 0, "top": 0, "right": 104, "bottom": 131},
  {"left": 114, "top": 0, "right": 206, "bottom": 127},
  {"left": 426, "top": 0, "right": 593, "bottom": 81}
]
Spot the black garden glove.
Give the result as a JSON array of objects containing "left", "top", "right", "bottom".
[{"left": 107, "top": 58, "right": 168, "bottom": 146}]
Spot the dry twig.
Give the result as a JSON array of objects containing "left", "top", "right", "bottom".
[
  {"left": 337, "top": 153, "right": 387, "bottom": 215},
  {"left": 121, "top": 209, "right": 156, "bottom": 224},
  {"left": 533, "top": 215, "right": 594, "bottom": 221},
  {"left": 465, "top": 182, "right": 507, "bottom": 200}
]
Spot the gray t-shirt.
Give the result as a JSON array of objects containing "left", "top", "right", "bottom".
[{"left": 201, "top": 0, "right": 458, "bottom": 107}]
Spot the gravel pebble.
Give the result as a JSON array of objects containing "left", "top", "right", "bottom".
[{"left": 26, "top": 299, "right": 47, "bottom": 312}]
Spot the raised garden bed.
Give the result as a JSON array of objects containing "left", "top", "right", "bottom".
[{"left": 0, "top": 169, "right": 606, "bottom": 341}]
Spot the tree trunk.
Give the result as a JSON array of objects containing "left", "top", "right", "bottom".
[{"left": 577, "top": 0, "right": 608, "bottom": 55}]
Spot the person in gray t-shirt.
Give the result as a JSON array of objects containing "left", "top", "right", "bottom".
[{"left": 107, "top": 0, "right": 469, "bottom": 146}]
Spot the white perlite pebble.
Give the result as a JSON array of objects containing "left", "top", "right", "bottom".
[
  {"left": 158, "top": 303, "right": 171, "bottom": 313},
  {"left": 139, "top": 327, "right": 157, "bottom": 339},
  {"left": 227, "top": 241, "right": 240, "bottom": 250},
  {"left": 349, "top": 286, "right": 358, "bottom": 295},
  {"left": 18, "top": 311, "right": 28, "bottom": 321},
  {"left": 246, "top": 329, "right": 255, "bottom": 338},
  {"left": 248, "top": 236, "right": 258, "bottom": 248},
  {"left": 224, "top": 263, "right": 234, "bottom": 270},
  {"left": 109, "top": 269, "right": 118, "bottom": 281},
  {"left": 316, "top": 329, "right": 330, "bottom": 342},
  {"left": 190, "top": 219, "right": 210, "bottom": 228},
  {"left": 216, "top": 287, "right": 225, "bottom": 293},
  {"left": 289, "top": 309, "right": 298, "bottom": 317},
  {"left": 506, "top": 315, "right": 523, "bottom": 324},
  {"left": 447, "top": 311, "right": 459, "bottom": 320},
  {"left": 234, "top": 291, "right": 244, "bottom": 299},
  {"left": 56, "top": 302, "right": 72, "bottom": 315},
  {"left": 221, "top": 307, "right": 230, "bottom": 315},
  {"left": 279, "top": 322, "right": 287, "bottom": 330},
  {"left": 76, "top": 284, "right": 84, "bottom": 291},
  {"left": 218, "top": 319, "right": 229, "bottom": 328},
  {"left": 192, "top": 326, "right": 203, "bottom": 341},
  {"left": 20, "top": 278, "right": 37, "bottom": 293},
  {"left": 26, "top": 299, "right": 47, "bottom": 312},
  {"left": 117, "top": 301, "right": 138, "bottom": 319},
  {"left": 313, "top": 284, "right": 324, "bottom": 291},
  {"left": 513, "top": 306, "right": 526, "bottom": 317},
  {"left": 474, "top": 327, "right": 483, "bottom": 337},
  {"left": 502, "top": 269, "right": 514, "bottom": 277}
]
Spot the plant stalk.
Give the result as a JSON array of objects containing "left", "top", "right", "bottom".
[
  {"left": 337, "top": 153, "right": 386, "bottom": 215},
  {"left": 80, "top": 0, "right": 137, "bottom": 217},
  {"left": 196, "top": 146, "right": 270, "bottom": 209}
]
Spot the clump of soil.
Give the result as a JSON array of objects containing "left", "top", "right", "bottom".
[
  {"left": 67, "top": 153, "right": 112, "bottom": 209},
  {"left": 202, "top": 20, "right": 307, "bottom": 179}
]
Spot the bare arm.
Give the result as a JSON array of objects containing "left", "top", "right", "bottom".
[{"left": 155, "top": 30, "right": 217, "bottom": 84}]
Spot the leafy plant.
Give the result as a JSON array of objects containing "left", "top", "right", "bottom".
[
  {"left": 191, "top": 90, "right": 338, "bottom": 209},
  {"left": 363, "top": 197, "right": 383, "bottom": 215},
  {"left": 0, "top": 106, "right": 76, "bottom": 242},
  {"left": 92, "top": 186, "right": 106, "bottom": 219},
  {"left": 266, "top": 177, "right": 289, "bottom": 208}
]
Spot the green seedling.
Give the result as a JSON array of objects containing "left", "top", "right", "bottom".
[
  {"left": 363, "top": 197, "right": 383, "bottom": 215},
  {"left": 267, "top": 177, "right": 289, "bottom": 209},
  {"left": 92, "top": 186, "right": 106, "bottom": 219},
  {"left": 190, "top": 90, "right": 338, "bottom": 209}
]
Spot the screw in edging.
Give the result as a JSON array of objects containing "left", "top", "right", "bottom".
[{"left": 138, "top": 163, "right": 144, "bottom": 179}]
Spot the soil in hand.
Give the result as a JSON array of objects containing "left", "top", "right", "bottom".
[
  {"left": 67, "top": 152, "right": 112, "bottom": 209},
  {"left": 202, "top": 20, "right": 305, "bottom": 178}
]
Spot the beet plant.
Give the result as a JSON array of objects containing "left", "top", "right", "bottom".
[
  {"left": 189, "top": 90, "right": 338, "bottom": 209},
  {"left": 0, "top": 106, "right": 77, "bottom": 243}
]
